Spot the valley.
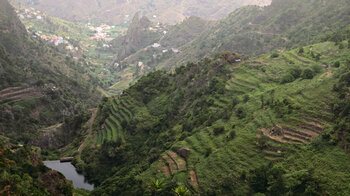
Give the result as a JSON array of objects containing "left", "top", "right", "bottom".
[{"left": 1, "top": 0, "right": 350, "bottom": 195}]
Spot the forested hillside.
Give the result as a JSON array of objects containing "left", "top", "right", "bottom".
[
  {"left": 104, "top": 0, "right": 350, "bottom": 95},
  {"left": 0, "top": 136, "right": 74, "bottom": 195},
  {"left": 0, "top": 0, "right": 100, "bottom": 144},
  {"left": 157, "top": 0, "right": 350, "bottom": 69},
  {"left": 108, "top": 14, "right": 214, "bottom": 93},
  {"left": 71, "top": 33, "right": 350, "bottom": 194},
  {"left": 1, "top": 0, "right": 350, "bottom": 195}
]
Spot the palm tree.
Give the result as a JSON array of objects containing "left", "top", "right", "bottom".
[
  {"left": 149, "top": 179, "right": 165, "bottom": 196},
  {"left": 173, "top": 186, "right": 189, "bottom": 196}
]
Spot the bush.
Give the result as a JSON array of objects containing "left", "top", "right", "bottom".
[
  {"left": 270, "top": 52, "right": 279, "bottom": 58},
  {"left": 288, "top": 67, "right": 302, "bottom": 78},
  {"left": 334, "top": 61, "right": 340, "bottom": 68},
  {"left": 298, "top": 47, "right": 304, "bottom": 54},
  {"left": 315, "top": 53, "right": 321, "bottom": 61},
  {"left": 280, "top": 73, "right": 295, "bottom": 84},
  {"left": 301, "top": 68, "right": 315, "bottom": 79},
  {"left": 236, "top": 107, "right": 246, "bottom": 119},
  {"left": 213, "top": 126, "right": 225, "bottom": 135},
  {"left": 243, "top": 95, "right": 250, "bottom": 103},
  {"left": 226, "top": 130, "right": 236, "bottom": 141},
  {"left": 311, "top": 64, "right": 323, "bottom": 73}
]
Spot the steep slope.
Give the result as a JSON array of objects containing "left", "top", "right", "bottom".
[
  {"left": 157, "top": 0, "right": 350, "bottom": 69},
  {"left": 0, "top": 0, "right": 100, "bottom": 144},
  {"left": 12, "top": 0, "right": 271, "bottom": 24},
  {"left": 72, "top": 36, "right": 350, "bottom": 195},
  {"left": 105, "top": 0, "right": 350, "bottom": 95},
  {"left": 0, "top": 138, "right": 74, "bottom": 195},
  {"left": 111, "top": 13, "right": 160, "bottom": 63},
  {"left": 108, "top": 15, "right": 213, "bottom": 94}
]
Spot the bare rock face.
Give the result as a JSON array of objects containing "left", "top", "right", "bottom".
[{"left": 178, "top": 148, "right": 191, "bottom": 158}]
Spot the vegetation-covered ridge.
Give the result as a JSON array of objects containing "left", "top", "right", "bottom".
[
  {"left": 157, "top": 0, "right": 350, "bottom": 69},
  {"left": 0, "top": 0, "right": 100, "bottom": 144},
  {"left": 12, "top": 0, "right": 271, "bottom": 24},
  {"left": 98, "top": 0, "right": 350, "bottom": 96},
  {"left": 0, "top": 137, "right": 74, "bottom": 195},
  {"left": 70, "top": 36, "right": 350, "bottom": 195}
]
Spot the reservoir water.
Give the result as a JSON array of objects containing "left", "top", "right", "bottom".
[{"left": 43, "top": 160, "right": 94, "bottom": 191}]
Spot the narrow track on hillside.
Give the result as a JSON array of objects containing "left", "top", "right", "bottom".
[
  {"left": 78, "top": 108, "right": 98, "bottom": 153},
  {"left": 287, "top": 53, "right": 311, "bottom": 64}
]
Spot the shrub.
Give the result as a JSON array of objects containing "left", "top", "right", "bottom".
[
  {"left": 236, "top": 107, "right": 246, "bottom": 119},
  {"left": 334, "top": 61, "right": 340, "bottom": 68},
  {"left": 298, "top": 47, "right": 304, "bottom": 54},
  {"left": 243, "top": 95, "right": 250, "bottom": 103},
  {"left": 311, "top": 64, "right": 323, "bottom": 73},
  {"left": 301, "top": 68, "right": 315, "bottom": 79},
  {"left": 280, "top": 73, "right": 295, "bottom": 84},
  {"left": 270, "top": 52, "right": 279, "bottom": 58},
  {"left": 288, "top": 67, "right": 302, "bottom": 78},
  {"left": 315, "top": 53, "right": 321, "bottom": 61},
  {"left": 213, "top": 126, "right": 225, "bottom": 135},
  {"left": 226, "top": 130, "right": 236, "bottom": 141},
  {"left": 205, "top": 148, "right": 212, "bottom": 157}
]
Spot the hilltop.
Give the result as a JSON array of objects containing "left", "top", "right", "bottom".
[{"left": 11, "top": 0, "right": 271, "bottom": 24}]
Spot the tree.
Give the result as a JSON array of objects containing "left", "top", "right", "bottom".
[
  {"left": 334, "top": 61, "right": 340, "bottom": 68},
  {"left": 298, "top": 47, "right": 304, "bottom": 54},
  {"left": 270, "top": 52, "right": 279, "bottom": 58},
  {"left": 149, "top": 179, "right": 165, "bottom": 196},
  {"left": 213, "top": 126, "right": 225, "bottom": 135},
  {"left": 236, "top": 107, "right": 246, "bottom": 119},
  {"left": 173, "top": 186, "right": 189, "bottom": 196},
  {"left": 301, "top": 68, "right": 315, "bottom": 79},
  {"left": 289, "top": 67, "right": 302, "bottom": 78},
  {"left": 280, "top": 73, "right": 295, "bottom": 84},
  {"left": 311, "top": 64, "right": 322, "bottom": 74}
]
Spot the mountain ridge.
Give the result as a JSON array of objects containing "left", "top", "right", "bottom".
[{"left": 11, "top": 0, "right": 271, "bottom": 24}]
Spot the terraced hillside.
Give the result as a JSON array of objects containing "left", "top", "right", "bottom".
[
  {"left": 75, "top": 38, "right": 350, "bottom": 195},
  {"left": 95, "top": 96, "right": 136, "bottom": 146},
  {"left": 0, "top": 0, "right": 100, "bottom": 143},
  {"left": 105, "top": 0, "right": 350, "bottom": 95},
  {"left": 0, "top": 86, "right": 42, "bottom": 103},
  {"left": 157, "top": 0, "right": 350, "bottom": 69},
  {"left": 138, "top": 41, "right": 350, "bottom": 194}
]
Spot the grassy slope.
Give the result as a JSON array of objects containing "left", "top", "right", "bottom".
[
  {"left": 78, "top": 39, "right": 350, "bottom": 195},
  {"left": 139, "top": 41, "right": 350, "bottom": 194}
]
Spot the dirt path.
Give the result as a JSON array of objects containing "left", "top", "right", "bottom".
[
  {"left": 109, "top": 81, "right": 121, "bottom": 89},
  {"left": 287, "top": 53, "right": 311, "bottom": 64},
  {"left": 78, "top": 108, "right": 98, "bottom": 153},
  {"left": 189, "top": 170, "right": 199, "bottom": 186}
]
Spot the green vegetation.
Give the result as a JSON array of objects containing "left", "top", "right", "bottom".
[
  {"left": 0, "top": 0, "right": 100, "bottom": 144},
  {"left": 69, "top": 37, "right": 350, "bottom": 195},
  {"left": 0, "top": 140, "right": 73, "bottom": 195},
  {"left": 2, "top": 0, "right": 350, "bottom": 195},
  {"left": 157, "top": 0, "right": 350, "bottom": 70}
]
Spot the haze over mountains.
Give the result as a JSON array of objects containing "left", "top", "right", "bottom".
[{"left": 12, "top": 0, "right": 271, "bottom": 24}]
